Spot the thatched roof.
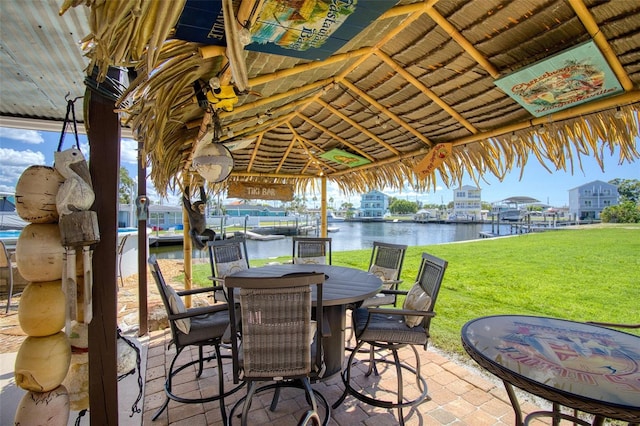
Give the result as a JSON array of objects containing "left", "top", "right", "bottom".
[{"left": 62, "top": 0, "right": 640, "bottom": 197}]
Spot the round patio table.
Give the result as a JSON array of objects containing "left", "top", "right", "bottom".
[
  {"left": 461, "top": 315, "right": 640, "bottom": 425},
  {"left": 230, "top": 263, "right": 382, "bottom": 377}
]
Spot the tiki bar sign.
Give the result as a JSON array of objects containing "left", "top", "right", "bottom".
[{"left": 228, "top": 182, "right": 294, "bottom": 201}]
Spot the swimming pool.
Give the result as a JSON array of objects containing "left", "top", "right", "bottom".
[{"left": 0, "top": 228, "right": 140, "bottom": 245}]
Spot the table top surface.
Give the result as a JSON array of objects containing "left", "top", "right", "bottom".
[
  {"left": 461, "top": 315, "right": 640, "bottom": 419},
  {"left": 230, "top": 263, "right": 382, "bottom": 306}
]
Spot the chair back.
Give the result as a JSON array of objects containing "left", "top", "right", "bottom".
[
  {"left": 225, "top": 272, "right": 325, "bottom": 383},
  {"left": 147, "top": 255, "right": 179, "bottom": 336},
  {"left": 368, "top": 241, "right": 408, "bottom": 284},
  {"left": 414, "top": 252, "right": 448, "bottom": 328},
  {"left": 148, "top": 255, "right": 181, "bottom": 337},
  {"left": 0, "top": 240, "right": 10, "bottom": 269},
  {"left": 208, "top": 236, "right": 250, "bottom": 277},
  {"left": 292, "top": 237, "right": 332, "bottom": 265},
  {"left": 1, "top": 240, "right": 14, "bottom": 313}
]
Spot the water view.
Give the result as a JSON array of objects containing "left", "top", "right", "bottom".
[{"left": 150, "top": 221, "right": 514, "bottom": 260}]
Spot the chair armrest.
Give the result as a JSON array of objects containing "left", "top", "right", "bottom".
[
  {"left": 366, "top": 307, "right": 436, "bottom": 318},
  {"left": 378, "top": 289, "right": 408, "bottom": 296},
  {"left": 176, "top": 286, "right": 218, "bottom": 297},
  {"left": 169, "top": 304, "right": 227, "bottom": 321}
]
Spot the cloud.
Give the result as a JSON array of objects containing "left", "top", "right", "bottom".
[
  {"left": 121, "top": 138, "right": 138, "bottom": 165},
  {"left": 0, "top": 128, "right": 45, "bottom": 144},
  {"left": 0, "top": 148, "right": 47, "bottom": 192}
]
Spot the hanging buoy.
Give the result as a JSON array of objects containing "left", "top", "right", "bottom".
[
  {"left": 15, "top": 165, "right": 64, "bottom": 224},
  {"left": 14, "top": 331, "right": 71, "bottom": 392},
  {"left": 18, "top": 280, "right": 65, "bottom": 336}
]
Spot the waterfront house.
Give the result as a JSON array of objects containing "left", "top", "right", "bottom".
[
  {"left": 452, "top": 185, "right": 482, "bottom": 220},
  {"left": 358, "top": 190, "right": 389, "bottom": 219},
  {"left": 569, "top": 180, "right": 619, "bottom": 220}
]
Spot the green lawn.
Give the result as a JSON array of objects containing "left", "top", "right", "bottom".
[{"left": 186, "top": 224, "right": 640, "bottom": 357}]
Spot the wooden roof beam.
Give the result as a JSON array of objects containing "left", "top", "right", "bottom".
[
  {"left": 568, "top": 0, "right": 634, "bottom": 91},
  {"left": 341, "top": 79, "right": 432, "bottom": 146},
  {"left": 316, "top": 98, "right": 400, "bottom": 155},
  {"left": 375, "top": 49, "right": 479, "bottom": 134},
  {"left": 246, "top": 132, "right": 264, "bottom": 172},
  {"left": 248, "top": 47, "right": 373, "bottom": 88},
  {"left": 221, "top": 78, "right": 333, "bottom": 116},
  {"left": 275, "top": 133, "right": 298, "bottom": 174},
  {"left": 425, "top": 8, "right": 500, "bottom": 78},
  {"left": 286, "top": 124, "right": 339, "bottom": 174},
  {"left": 298, "top": 112, "right": 375, "bottom": 161}
]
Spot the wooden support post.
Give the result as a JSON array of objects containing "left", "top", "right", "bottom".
[
  {"left": 87, "top": 66, "right": 121, "bottom": 425},
  {"left": 137, "top": 140, "right": 148, "bottom": 336}
]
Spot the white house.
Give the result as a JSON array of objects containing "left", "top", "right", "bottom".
[
  {"left": 568, "top": 180, "right": 619, "bottom": 220},
  {"left": 452, "top": 185, "right": 482, "bottom": 220}
]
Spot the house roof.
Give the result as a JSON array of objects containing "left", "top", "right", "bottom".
[{"left": 1, "top": 0, "right": 638, "bottom": 198}]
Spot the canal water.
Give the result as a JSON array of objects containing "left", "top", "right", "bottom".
[{"left": 150, "top": 221, "right": 514, "bottom": 260}]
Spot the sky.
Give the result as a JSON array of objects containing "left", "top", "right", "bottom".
[{"left": 0, "top": 126, "right": 638, "bottom": 208}]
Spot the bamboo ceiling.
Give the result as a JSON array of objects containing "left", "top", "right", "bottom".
[{"left": 62, "top": 0, "right": 640, "bottom": 197}]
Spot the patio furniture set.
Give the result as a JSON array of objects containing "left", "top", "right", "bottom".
[
  {"left": 149, "top": 236, "right": 448, "bottom": 425},
  {"left": 149, "top": 236, "right": 640, "bottom": 425}
]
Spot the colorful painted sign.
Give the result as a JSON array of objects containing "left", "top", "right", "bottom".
[
  {"left": 414, "top": 143, "right": 452, "bottom": 178},
  {"left": 494, "top": 41, "right": 623, "bottom": 117},
  {"left": 319, "top": 148, "right": 370, "bottom": 167},
  {"left": 247, "top": 0, "right": 397, "bottom": 60},
  {"left": 174, "top": 0, "right": 397, "bottom": 61}
]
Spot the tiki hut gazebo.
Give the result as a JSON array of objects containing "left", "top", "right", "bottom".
[{"left": 1, "top": 0, "right": 639, "bottom": 422}]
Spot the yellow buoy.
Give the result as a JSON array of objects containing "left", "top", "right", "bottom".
[
  {"left": 14, "top": 331, "right": 71, "bottom": 392},
  {"left": 18, "top": 280, "right": 65, "bottom": 336}
]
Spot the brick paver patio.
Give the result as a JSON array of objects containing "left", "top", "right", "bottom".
[{"left": 142, "top": 329, "right": 551, "bottom": 426}]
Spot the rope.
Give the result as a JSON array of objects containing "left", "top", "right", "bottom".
[
  {"left": 116, "top": 327, "right": 143, "bottom": 417},
  {"left": 57, "top": 94, "right": 83, "bottom": 152}
]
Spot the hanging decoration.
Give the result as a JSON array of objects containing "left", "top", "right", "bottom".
[
  {"left": 12, "top": 122, "right": 71, "bottom": 424},
  {"left": 182, "top": 185, "right": 216, "bottom": 250},
  {"left": 414, "top": 143, "right": 452, "bottom": 179},
  {"left": 191, "top": 110, "right": 234, "bottom": 183}
]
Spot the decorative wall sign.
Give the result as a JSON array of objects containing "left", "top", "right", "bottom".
[
  {"left": 494, "top": 41, "right": 623, "bottom": 117},
  {"left": 175, "top": 0, "right": 226, "bottom": 46},
  {"left": 175, "top": 0, "right": 397, "bottom": 61},
  {"left": 228, "top": 182, "right": 294, "bottom": 201},
  {"left": 247, "top": 0, "right": 397, "bottom": 60},
  {"left": 319, "top": 148, "right": 370, "bottom": 167},
  {"left": 414, "top": 143, "right": 452, "bottom": 178}
]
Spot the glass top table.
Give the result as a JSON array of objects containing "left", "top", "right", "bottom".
[{"left": 461, "top": 315, "right": 640, "bottom": 425}]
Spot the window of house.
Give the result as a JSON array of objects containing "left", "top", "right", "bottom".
[
  {"left": 584, "top": 189, "right": 592, "bottom": 196},
  {"left": 584, "top": 200, "right": 592, "bottom": 207}
]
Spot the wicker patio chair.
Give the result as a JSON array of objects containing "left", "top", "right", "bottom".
[
  {"left": 148, "top": 256, "right": 243, "bottom": 424},
  {"left": 360, "top": 241, "right": 408, "bottom": 308},
  {"left": 207, "top": 236, "right": 250, "bottom": 302},
  {"left": 225, "top": 272, "right": 330, "bottom": 426},
  {"left": 292, "top": 236, "right": 332, "bottom": 265},
  {"left": 333, "top": 252, "right": 448, "bottom": 425},
  {"left": 1, "top": 240, "right": 15, "bottom": 313}
]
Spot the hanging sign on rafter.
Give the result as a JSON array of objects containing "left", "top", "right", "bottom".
[
  {"left": 494, "top": 40, "right": 623, "bottom": 117},
  {"left": 414, "top": 143, "right": 452, "bottom": 179}
]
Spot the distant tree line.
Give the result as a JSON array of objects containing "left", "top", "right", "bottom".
[{"left": 601, "top": 178, "right": 640, "bottom": 223}]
